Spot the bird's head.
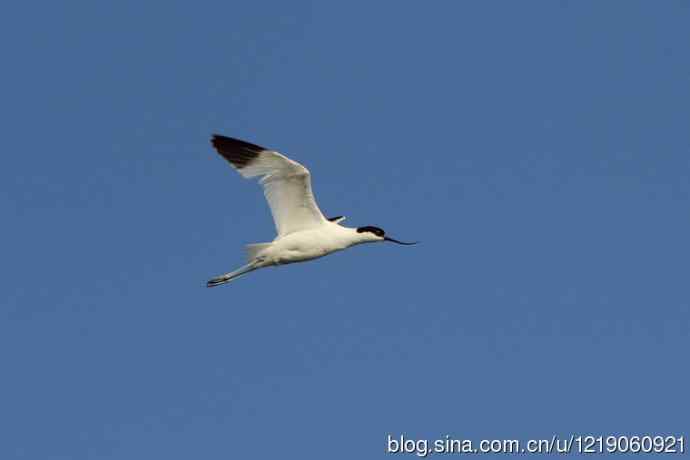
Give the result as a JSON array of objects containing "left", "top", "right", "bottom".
[{"left": 355, "top": 226, "right": 418, "bottom": 245}]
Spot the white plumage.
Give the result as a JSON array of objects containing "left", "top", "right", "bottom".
[{"left": 206, "top": 135, "right": 417, "bottom": 287}]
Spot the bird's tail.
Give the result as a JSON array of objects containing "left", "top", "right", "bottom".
[{"left": 206, "top": 262, "right": 259, "bottom": 288}]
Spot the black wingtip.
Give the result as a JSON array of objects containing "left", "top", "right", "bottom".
[
  {"left": 210, "top": 134, "right": 267, "bottom": 169},
  {"left": 211, "top": 134, "right": 267, "bottom": 152}
]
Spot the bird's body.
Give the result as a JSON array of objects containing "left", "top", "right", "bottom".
[
  {"left": 252, "top": 223, "right": 362, "bottom": 266},
  {"left": 206, "top": 135, "right": 416, "bottom": 287}
]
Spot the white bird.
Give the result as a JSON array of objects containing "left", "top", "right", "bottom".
[{"left": 206, "top": 135, "right": 417, "bottom": 287}]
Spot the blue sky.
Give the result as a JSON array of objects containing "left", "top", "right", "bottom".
[{"left": 1, "top": 1, "right": 689, "bottom": 458}]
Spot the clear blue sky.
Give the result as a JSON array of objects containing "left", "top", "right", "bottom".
[{"left": 2, "top": 1, "right": 688, "bottom": 458}]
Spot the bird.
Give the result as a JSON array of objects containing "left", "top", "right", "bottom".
[{"left": 206, "top": 134, "right": 418, "bottom": 287}]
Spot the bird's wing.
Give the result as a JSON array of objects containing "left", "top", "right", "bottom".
[{"left": 211, "top": 135, "right": 327, "bottom": 236}]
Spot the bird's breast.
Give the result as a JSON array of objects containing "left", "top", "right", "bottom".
[{"left": 269, "top": 231, "right": 344, "bottom": 265}]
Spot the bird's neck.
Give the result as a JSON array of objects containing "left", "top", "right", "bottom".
[{"left": 338, "top": 226, "right": 373, "bottom": 247}]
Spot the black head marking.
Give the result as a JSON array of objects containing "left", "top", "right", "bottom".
[
  {"left": 356, "top": 226, "right": 385, "bottom": 237},
  {"left": 328, "top": 216, "right": 344, "bottom": 222}
]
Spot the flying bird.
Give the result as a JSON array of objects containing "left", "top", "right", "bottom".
[{"left": 206, "top": 135, "right": 417, "bottom": 287}]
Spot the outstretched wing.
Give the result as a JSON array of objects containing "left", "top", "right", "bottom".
[{"left": 210, "top": 135, "right": 327, "bottom": 237}]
